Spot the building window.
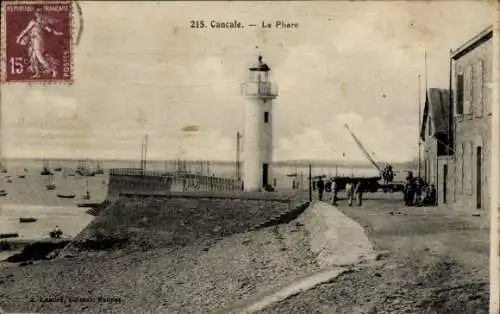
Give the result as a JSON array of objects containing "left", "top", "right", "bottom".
[
  {"left": 456, "top": 73, "right": 464, "bottom": 115},
  {"left": 264, "top": 111, "right": 269, "bottom": 123}
]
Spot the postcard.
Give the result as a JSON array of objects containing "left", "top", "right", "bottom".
[{"left": 0, "top": 1, "right": 497, "bottom": 313}]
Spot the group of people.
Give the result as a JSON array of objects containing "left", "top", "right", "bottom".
[
  {"left": 382, "top": 165, "right": 395, "bottom": 184},
  {"left": 404, "top": 172, "right": 437, "bottom": 207},
  {"left": 50, "top": 226, "right": 63, "bottom": 239},
  {"left": 316, "top": 177, "right": 364, "bottom": 207}
]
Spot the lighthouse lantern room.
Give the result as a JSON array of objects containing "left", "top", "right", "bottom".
[{"left": 241, "top": 55, "right": 278, "bottom": 192}]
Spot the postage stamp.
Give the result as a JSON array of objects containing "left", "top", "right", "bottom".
[{"left": 1, "top": 0, "right": 73, "bottom": 84}]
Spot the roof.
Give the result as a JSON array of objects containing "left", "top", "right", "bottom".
[
  {"left": 451, "top": 25, "right": 493, "bottom": 60},
  {"left": 249, "top": 55, "right": 271, "bottom": 72},
  {"left": 420, "top": 88, "right": 451, "bottom": 140}
]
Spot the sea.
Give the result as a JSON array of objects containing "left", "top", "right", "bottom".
[{"left": 0, "top": 158, "right": 413, "bottom": 249}]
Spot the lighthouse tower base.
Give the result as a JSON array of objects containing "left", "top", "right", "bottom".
[{"left": 242, "top": 98, "right": 273, "bottom": 192}]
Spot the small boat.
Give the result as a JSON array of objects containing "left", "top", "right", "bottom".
[
  {"left": 57, "top": 193, "right": 76, "bottom": 199},
  {"left": 19, "top": 217, "right": 37, "bottom": 223},
  {"left": 6, "top": 180, "right": 11, "bottom": 183},
  {"left": 0, "top": 190, "right": 7, "bottom": 196},
  {"left": 17, "top": 175, "right": 25, "bottom": 179},
  {"left": 54, "top": 167, "right": 62, "bottom": 171},
  {"left": 77, "top": 202, "right": 99, "bottom": 208},
  {"left": 41, "top": 167, "right": 53, "bottom": 176},
  {"left": 0, "top": 233, "right": 19, "bottom": 239}
]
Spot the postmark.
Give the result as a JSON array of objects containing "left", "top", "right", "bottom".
[{"left": 1, "top": 0, "right": 73, "bottom": 84}]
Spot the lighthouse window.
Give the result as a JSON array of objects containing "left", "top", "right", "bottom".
[{"left": 264, "top": 111, "right": 269, "bottom": 123}]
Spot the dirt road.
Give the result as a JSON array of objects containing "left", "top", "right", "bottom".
[{"left": 258, "top": 195, "right": 490, "bottom": 314}]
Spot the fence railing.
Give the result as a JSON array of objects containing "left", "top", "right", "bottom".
[
  {"left": 109, "top": 168, "right": 243, "bottom": 193},
  {"left": 109, "top": 168, "right": 169, "bottom": 177},
  {"left": 169, "top": 174, "right": 242, "bottom": 192}
]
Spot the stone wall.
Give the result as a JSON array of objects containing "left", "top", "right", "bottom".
[{"left": 452, "top": 32, "right": 492, "bottom": 212}]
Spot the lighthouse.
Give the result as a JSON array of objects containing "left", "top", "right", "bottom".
[{"left": 241, "top": 55, "right": 278, "bottom": 192}]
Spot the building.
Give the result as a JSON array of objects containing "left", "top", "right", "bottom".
[
  {"left": 241, "top": 55, "right": 278, "bottom": 191},
  {"left": 419, "top": 25, "right": 492, "bottom": 211},
  {"left": 420, "top": 88, "right": 453, "bottom": 205},
  {"left": 451, "top": 25, "right": 493, "bottom": 212}
]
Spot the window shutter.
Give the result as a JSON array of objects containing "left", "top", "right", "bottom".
[
  {"left": 463, "top": 142, "right": 467, "bottom": 193},
  {"left": 475, "top": 60, "right": 484, "bottom": 117},
  {"left": 460, "top": 143, "right": 464, "bottom": 193},
  {"left": 455, "top": 73, "right": 464, "bottom": 115},
  {"left": 464, "top": 65, "right": 473, "bottom": 114},
  {"left": 463, "top": 69, "right": 468, "bottom": 114},
  {"left": 469, "top": 142, "right": 474, "bottom": 194}
]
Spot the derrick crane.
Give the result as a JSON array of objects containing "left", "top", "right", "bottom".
[
  {"left": 343, "top": 124, "right": 382, "bottom": 174},
  {"left": 343, "top": 124, "right": 400, "bottom": 191}
]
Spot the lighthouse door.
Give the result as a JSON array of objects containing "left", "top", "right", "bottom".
[{"left": 262, "top": 163, "right": 269, "bottom": 187}]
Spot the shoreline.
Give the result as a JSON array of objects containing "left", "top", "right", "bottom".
[{"left": 0, "top": 199, "right": 378, "bottom": 313}]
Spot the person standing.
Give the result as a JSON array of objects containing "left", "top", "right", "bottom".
[
  {"left": 346, "top": 179, "right": 354, "bottom": 206},
  {"left": 331, "top": 178, "right": 338, "bottom": 205},
  {"left": 404, "top": 172, "right": 415, "bottom": 206},
  {"left": 429, "top": 184, "right": 437, "bottom": 206},
  {"left": 355, "top": 180, "right": 364, "bottom": 206},
  {"left": 317, "top": 177, "right": 325, "bottom": 201}
]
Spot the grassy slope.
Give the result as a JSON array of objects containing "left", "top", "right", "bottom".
[{"left": 65, "top": 195, "right": 293, "bottom": 255}]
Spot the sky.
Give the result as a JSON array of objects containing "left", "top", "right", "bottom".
[{"left": 0, "top": 1, "right": 494, "bottom": 163}]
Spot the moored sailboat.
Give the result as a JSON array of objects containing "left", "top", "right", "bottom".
[
  {"left": 41, "top": 159, "right": 53, "bottom": 176},
  {"left": 76, "top": 159, "right": 95, "bottom": 176},
  {"left": 0, "top": 160, "right": 7, "bottom": 174},
  {"left": 46, "top": 174, "right": 56, "bottom": 190},
  {"left": 94, "top": 160, "right": 104, "bottom": 175},
  {"left": 0, "top": 180, "right": 7, "bottom": 196},
  {"left": 80, "top": 178, "right": 91, "bottom": 200}
]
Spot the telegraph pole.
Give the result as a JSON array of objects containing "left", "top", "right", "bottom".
[
  {"left": 236, "top": 132, "right": 242, "bottom": 181},
  {"left": 140, "top": 139, "right": 144, "bottom": 170},
  {"left": 448, "top": 48, "right": 453, "bottom": 156},
  {"left": 140, "top": 134, "right": 149, "bottom": 172},
  {"left": 144, "top": 134, "right": 148, "bottom": 171},
  {"left": 308, "top": 163, "right": 312, "bottom": 202},
  {"left": 418, "top": 74, "right": 422, "bottom": 178}
]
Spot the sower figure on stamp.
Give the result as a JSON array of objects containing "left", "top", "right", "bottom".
[{"left": 15, "top": 6, "right": 64, "bottom": 78}]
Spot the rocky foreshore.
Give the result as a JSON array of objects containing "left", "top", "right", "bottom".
[
  {"left": 0, "top": 198, "right": 376, "bottom": 313},
  {"left": 0, "top": 218, "right": 319, "bottom": 313}
]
